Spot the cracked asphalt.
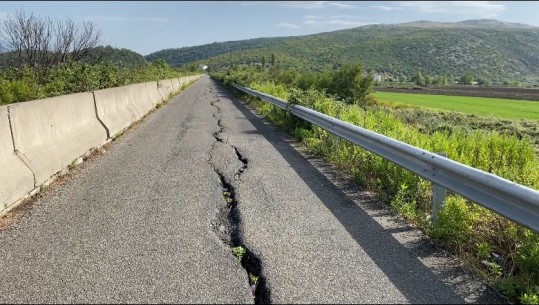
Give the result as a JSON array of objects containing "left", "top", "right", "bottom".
[
  {"left": 0, "top": 76, "right": 251, "bottom": 304},
  {"left": 0, "top": 75, "right": 505, "bottom": 304}
]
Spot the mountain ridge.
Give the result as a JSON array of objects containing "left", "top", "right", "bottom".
[{"left": 145, "top": 19, "right": 539, "bottom": 83}]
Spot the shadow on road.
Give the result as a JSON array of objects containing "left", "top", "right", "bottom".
[{"left": 212, "top": 81, "right": 505, "bottom": 305}]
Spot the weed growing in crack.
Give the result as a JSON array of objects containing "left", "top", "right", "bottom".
[
  {"left": 223, "top": 190, "right": 234, "bottom": 206},
  {"left": 249, "top": 274, "right": 259, "bottom": 285},
  {"left": 231, "top": 246, "right": 246, "bottom": 260},
  {"left": 249, "top": 274, "right": 259, "bottom": 300},
  {"left": 68, "top": 160, "right": 77, "bottom": 171}
]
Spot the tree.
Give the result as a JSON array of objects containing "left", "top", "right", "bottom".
[
  {"left": 270, "top": 53, "right": 277, "bottom": 67},
  {"left": 460, "top": 72, "right": 474, "bottom": 85},
  {"left": 261, "top": 56, "right": 266, "bottom": 69},
  {"left": 326, "top": 63, "right": 374, "bottom": 106},
  {"left": 412, "top": 71, "right": 425, "bottom": 86},
  {"left": 434, "top": 75, "right": 448, "bottom": 86},
  {"left": 0, "top": 9, "right": 101, "bottom": 71},
  {"left": 477, "top": 78, "right": 491, "bottom": 86}
]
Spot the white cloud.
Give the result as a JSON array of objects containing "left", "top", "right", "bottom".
[
  {"left": 278, "top": 1, "right": 328, "bottom": 9},
  {"left": 304, "top": 15, "right": 324, "bottom": 20},
  {"left": 237, "top": 1, "right": 265, "bottom": 6},
  {"left": 324, "top": 20, "right": 366, "bottom": 26},
  {"left": 304, "top": 15, "right": 364, "bottom": 21},
  {"left": 400, "top": 1, "right": 506, "bottom": 17},
  {"left": 279, "top": 13, "right": 370, "bottom": 31},
  {"left": 87, "top": 16, "right": 170, "bottom": 23},
  {"left": 303, "top": 16, "right": 367, "bottom": 28},
  {"left": 330, "top": 15, "right": 364, "bottom": 19},
  {"left": 276, "top": 22, "right": 299, "bottom": 29},
  {"left": 370, "top": 5, "right": 393, "bottom": 11},
  {"left": 327, "top": 2, "right": 359, "bottom": 9},
  {"left": 267, "top": 1, "right": 361, "bottom": 10}
]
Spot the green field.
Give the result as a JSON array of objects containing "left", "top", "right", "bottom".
[{"left": 373, "top": 92, "right": 539, "bottom": 120}]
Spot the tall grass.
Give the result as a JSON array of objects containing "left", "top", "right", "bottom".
[{"left": 235, "top": 79, "right": 539, "bottom": 304}]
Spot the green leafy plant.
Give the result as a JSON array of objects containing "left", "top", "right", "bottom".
[
  {"left": 231, "top": 246, "right": 246, "bottom": 261},
  {"left": 521, "top": 292, "right": 539, "bottom": 305}
]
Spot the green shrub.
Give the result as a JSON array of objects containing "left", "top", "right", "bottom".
[{"left": 0, "top": 61, "right": 191, "bottom": 105}]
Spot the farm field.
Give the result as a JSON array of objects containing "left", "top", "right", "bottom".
[
  {"left": 373, "top": 91, "right": 539, "bottom": 120},
  {"left": 376, "top": 86, "right": 539, "bottom": 101}
]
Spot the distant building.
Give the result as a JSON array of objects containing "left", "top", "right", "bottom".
[
  {"left": 373, "top": 74, "right": 383, "bottom": 82},
  {"left": 198, "top": 65, "right": 208, "bottom": 70}
]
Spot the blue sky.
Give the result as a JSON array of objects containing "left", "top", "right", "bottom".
[{"left": 0, "top": 1, "right": 537, "bottom": 56}]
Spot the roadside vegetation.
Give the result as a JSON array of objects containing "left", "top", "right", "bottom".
[
  {"left": 212, "top": 63, "right": 539, "bottom": 304},
  {"left": 0, "top": 60, "right": 191, "bottom": 105},
  {"left": 0, "top": 10, "right": 196, "bottom": 105}
]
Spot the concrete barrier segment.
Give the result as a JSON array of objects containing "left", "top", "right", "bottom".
[
  {"left": 157, "top": 79, "right": 174, "bottom": 100},
  {"left": 94, "top": 86, "right": 140, "bottom": 138},
  {"left": 9, "top": 93, "right": 108, "bottom": 187},
  {"left": 0, "top": 106, "right": 35, "bottom": 214},
  {"left": 125, "top": 83, "right": 154, "bottom": 119},
  {"left": 171, "top": 78, "right": 181, "bottom": 93},
  {"left": 145, "top": 81, "right": 163, "bottom": 106}
]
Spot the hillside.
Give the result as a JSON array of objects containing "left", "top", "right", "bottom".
[
  {"left": 82, "top": 46, "right": 148, "bottom": 67},
  {"left": 144, "top": 37, "right": 289, "bottom": 67},
  {"left": 145, "top": 19, "right": 539, "bottom": 84}
]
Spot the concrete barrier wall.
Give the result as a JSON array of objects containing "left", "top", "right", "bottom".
[
  {"left": 0, "top": 106, "right": 35, "bottom": 213},
  {"left": 1, "top": 75, "right": 202, "bottom": 215},
  {"left": 157, "top": 79, "right": 174, "bottom": 100},
  {"left": 177, "top": 74, "right": 202, "bottom": 90},
  {"left": 125, "top": 83, "right": 154, "bottom": 119},
  {"left": 171, "top": 78, "right": 181, "bottom": 93},
  {"left": 185, "top": 75, "right": 202, "bottom": 84},
  {"left": 145, "top": 81, "right": 163, "bottom": 106},
  {"left": 179, "top": 77, "right": 188, "bottom": 88},
  {"left": 9, "top": 93, "right": 108, "bottom": 186},
  {"left": 94, "top": 86, "right": 140, "bottom": 138}
]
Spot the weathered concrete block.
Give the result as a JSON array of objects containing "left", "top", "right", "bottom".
[
  {"left": 157, "top": 79, "right": 174, "bottom": 100},
  {"left": 9, "top": 93, "right": 107, "bottom": 186},
  {"left": 145, "top": 81, "right": 163, "bottom": 106},
  {"left": 0, "top": 106, "right": 35, "bottom": 214}
]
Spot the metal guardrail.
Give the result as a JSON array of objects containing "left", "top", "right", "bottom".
[{"left": 232, "top": 83, "right": 539, "bottom": 233}]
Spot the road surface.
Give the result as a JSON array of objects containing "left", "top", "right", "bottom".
[{"left": 0, "top": 75, "right": 504, "bottom": 304}]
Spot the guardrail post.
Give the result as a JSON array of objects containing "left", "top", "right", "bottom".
[{"left": 431, "top": 152, "right": 447, "bottom": 224}]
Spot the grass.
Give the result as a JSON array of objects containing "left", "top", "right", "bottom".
[{"left": 373, "top": 92, "right": 539, "bottom": 120}]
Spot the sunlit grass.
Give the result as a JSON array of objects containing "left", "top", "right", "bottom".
[{"left": 373, "top": 92, "right": 539, "bottom": 120}]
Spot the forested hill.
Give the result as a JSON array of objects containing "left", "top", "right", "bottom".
[
  {"left": 82, "top": 46, "right": 148, "bottom": 67},
  {"left": 145, "top": 37, "right": 289, "bottom": 68},
  {"left": 145, "top": 19, "right": 539, "bottom": 83}
]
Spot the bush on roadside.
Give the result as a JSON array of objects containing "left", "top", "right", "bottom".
[{"left": 0, "top": 60, "right": 193, "bottom": 105}]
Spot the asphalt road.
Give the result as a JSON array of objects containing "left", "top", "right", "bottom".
[{"left": 0, "top": 75, "right": 505, "bottom": 304}]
